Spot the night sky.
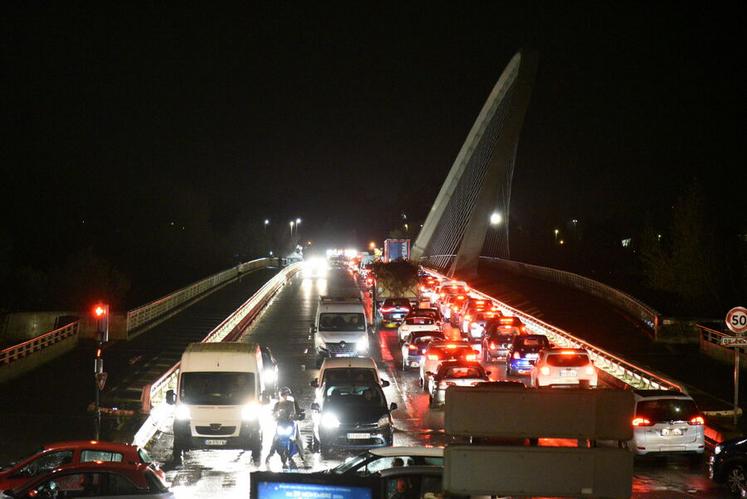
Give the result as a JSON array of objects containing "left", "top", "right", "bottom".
[{"left": 2, "top": 3, "right": 744, "bottom": 296}]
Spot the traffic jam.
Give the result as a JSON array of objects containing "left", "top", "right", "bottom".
[{"left": 0, "top": 251, "right": 739, "bottom": 498}]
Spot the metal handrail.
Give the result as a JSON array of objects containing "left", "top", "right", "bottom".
[
  {"left": 424, "top": 267, "right": 682, "bottom": 392},
  {"left": 0, "top": 321, "right": 79, "bottom": 366},
  {"left": 147, "top": 262, "right": 303, "bottom": 407},
  {"left": 125, "top": 258, "right": 269, "bottom": 332}
]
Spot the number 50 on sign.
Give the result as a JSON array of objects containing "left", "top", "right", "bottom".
[{"left": 726, "top": 307, "right": 747, "bottom": 335}]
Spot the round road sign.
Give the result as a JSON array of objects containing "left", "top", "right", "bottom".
[{"left": 726, "top": 306, "right": 747, "bottom": 334}]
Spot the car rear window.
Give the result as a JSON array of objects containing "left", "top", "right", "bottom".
[
  {"left": 406, "top": 317, "right": 434, "bottom": 325},
  {"left": 636, "top": 399, "right": 700, "bottom": 422},
  {"left": 81, "top": 450, "right": 124, "bottom": 463},
  {"left": 516, "top": 336, "right": 548, "bottom": 347},
  {"left": 546, "top": 353, "right": 590, "bottom": 367},
  {"left": 384, "top": 299, "right": 411, "bottom": 307},
  {"left": 443, "top": 366, "right": 484, "bottom": 378},
  {"left": 488, "top": 334, "right": 515, "bottom": 344}
]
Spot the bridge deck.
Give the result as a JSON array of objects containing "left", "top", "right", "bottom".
[{"left": 0, "top": 267, "right": 279, "bottom": 463}]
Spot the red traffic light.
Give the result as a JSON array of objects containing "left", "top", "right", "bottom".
[{"left": 93, "top": 304, "right": 108, "bottom": 317}]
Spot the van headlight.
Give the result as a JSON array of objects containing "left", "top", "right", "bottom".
[
  {"left": 356, "top": 336, "right": 369, "bottom": 352},
  {"left": 242, "top": 403, "right": 259, "bottom": 421},
  {"left": 321, "top": 412, "right": 340, "bottom": 429},
  {"left": 175, "top": 404, "right": 191, "bottom": 421},
  {"left": 377, "top": 415, "right": 391, "bottom": 428},
  {"left": 263, "top": 369, "right": 276, "bottom": 383},
  {"left": 276, "top": 423, "right": 294, "bottom": 437}
]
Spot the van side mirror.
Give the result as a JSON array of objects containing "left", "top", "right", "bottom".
[
  {"left": 166, "top": 390, "right": 176, "bottom": 405},
  {"left": 389, "top": 403, "right": 398, "bottom": 411},
  {"left": 381, "top": 380, "right": 390, "bottom": 388},
  {"left": 310, "top": 403, "right": 320, "bottom": 412},
  {"left": 310, "top": 379, "right": 319, "bottom": 388}
]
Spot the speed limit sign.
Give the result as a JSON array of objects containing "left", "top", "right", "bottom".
[{"left": 726, "top": 306, "right": 747, "bottom": 334}]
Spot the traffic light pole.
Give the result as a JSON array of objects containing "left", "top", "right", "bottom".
[{"left": 93, "top": 303, "right": 109, "bottom": 440}]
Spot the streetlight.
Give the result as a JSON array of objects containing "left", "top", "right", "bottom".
[
  {"left": 554, "top": 228, "right": 559, "bottom": 242},
  {"left": 490, "top": 212, "right": 503, "bottom": 226},
  {"left": 369, "top": 241, "right": 376, "bottom": 251},
  {"left": 264, "top": 219, "right": 269, "bottom": 233},
  {"left": 289, "top": 220, "right": 294, "bottom": 236}
]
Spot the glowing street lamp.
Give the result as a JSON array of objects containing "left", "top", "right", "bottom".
[
  {"left": 289, "top": 220, "right": 295, "bottom": 236},
  {"left": 490, "top": 212, "right": 503, "bottom": 226},
  {"left": 369, "top": 241, "right": 376, "bottom": 251},
  {"left": 554, "top": 228, "right": 560, "bottom": 242},
  {"left": 264, "top": 219, "right": 269, "bottom": 233}
]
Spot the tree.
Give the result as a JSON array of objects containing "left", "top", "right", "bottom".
[{"left": 371, "top": 260, "right": 418, "bottom": 297}]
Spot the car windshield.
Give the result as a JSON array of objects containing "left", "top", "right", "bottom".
[
  {"left": 319, "top": 313, "right": 366, "bottom": 331},
  {"left": 488, "top": 333, "right": 515, "bottom": 344},
  {"left": 442, "top": 366, "right": 484, "bottom": 378},
  {"left": 324, "top": 368, "right": 378, "bottom": 385},
  {"left": 546, "top": 353, "right": 589, "bottom": 367},
  {"left": 324, "top": 383, "right": 385, "bottom": 408},
  {"left": 180, "top": 372, "right": 255, "bottom": 405},
  {"left": 332, "top": 452, "right": 374, "bottom": 473},
  {"left": 636, "top": 399, "right": 700, "bottom": 422}
]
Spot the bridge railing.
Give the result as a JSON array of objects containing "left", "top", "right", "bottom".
[
  {"left": 133, "top": 262, "right": 303, "bottom": 447},
  {"left": 0, "top": 321, "right": 79, "bottom": 367},
  {"left": 424, "top": 267, "right": 682, "bottom": 392},
  {"left": 480, "top": 257, "right": 661, "bottom": 335},
  {"left": 125, "top": 258, "right": 271, "bottom": 333}
]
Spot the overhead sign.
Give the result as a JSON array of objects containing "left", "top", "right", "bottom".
[
  {"left": 720, "top": 336, "right": 747, "bottom": 348},
  {"left": 445, "top": 386, "right": 634, "bottom": 440},
  {"left": 726, "top": 307, "right": 747, "bottom": 334},
  {"left": 444, "top": 446, "right": 632, "bottom": 498}
]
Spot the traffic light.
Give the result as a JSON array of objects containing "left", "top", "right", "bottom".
[{"left": 93, "top": 303, "right": 109, "bottom": 343}]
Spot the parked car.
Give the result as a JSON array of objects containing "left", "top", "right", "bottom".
[
  {"left": 0, "top": 441, "right": 162, "bottom": 491},
  {"left": 0, "top": 462, "right": 171, "bottom": 499},
  {"left": 709, "top": 435, "right": 747, "bottom": 497},
  {"left": 629, "top": 390, "right": 705, "bottom": 456},
  {"left": 428, "top": 361, "right": 490, "bottom": 407},
  {"left": 530, "top": 348, "right": 598, "bottom": 388},
  {"left": 506, "top": 334, "right": 550, "bottom": 376},
  {"left": 401, "top": 330, "right": 445, "bottom": 370}
]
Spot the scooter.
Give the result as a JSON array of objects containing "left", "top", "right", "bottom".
[{"left": 270, "top": 411, "right": 305, "bottom": 469}]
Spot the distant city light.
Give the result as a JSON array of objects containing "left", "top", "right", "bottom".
[
  {"left": 369, "top": 241, "right": 376, "bottom": 250},
  {"left": 490, "top": 212, "right": 503, "bottom": 225},
  {"left": 264, "top": 219, "right": 269, "bottom": 225},
  {"left": 621, "top": 238, "right": 632, "bottom": 248},
  {"left": 559, "top": 239, "right": 565, "bottom": 245}
]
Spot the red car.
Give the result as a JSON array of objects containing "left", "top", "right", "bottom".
[
  {"left": 0, "top": 440, "right": 162, "bottom": 491},
  {"left": 4, "top": 462, "right": 171, "bottom": 498}
]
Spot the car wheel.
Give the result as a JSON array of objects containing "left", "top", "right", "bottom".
[{"left": 727, "top": 463, "right": 747, "bottom": 495}]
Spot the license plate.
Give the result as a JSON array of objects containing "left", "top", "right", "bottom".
[
  {"left": 347, "top": 433, "right": 370, "bottom": 440},
  {"left": 560, "top": 369, "right": 577, "bottom": 377},
  {"left": 661, "top": 428, "right": 683, "bottom": 436},
  {"left": 205, "top": 439, "right": 227, "bottom": 446}
]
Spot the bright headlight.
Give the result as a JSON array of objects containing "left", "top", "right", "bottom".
[
  {"left": 714, "top": 445, "right": 722, "bottom": 455},
  {"left": 321, "top": 412, "right": 340, "bottom": 429},
  {"left": 263, "top": 369, "right": 276, "bottom": 383},
  {"left": 377, "top": 415, "right": 391, "bottom": 428},
  {"left": 242, "top": 403, "right": 259, "bottom": 421},
  {"left": 175, "top": 404, "right": 191, "bottom": 421},
  {"left": 276, "top": 424, "right": 294, "bottom": 437},
  {"left": 356, "top": 336, "right": 369, "bottom": 352}
]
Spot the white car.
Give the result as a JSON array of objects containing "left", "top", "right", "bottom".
[
  {"left": 530, "top": 348, "right": 598, "bottom": 388},
  {"left": 629, "top": 390, "right": 705, "bottom": 455},
  {"left": 428, "top": 361, "right": 490, "bottom": 406},
  {"left": 419, "top": 342, "right": 479, "bottom": 392},
  {"left": 398, "top": 316, "right": 440, "bottom": 342}
]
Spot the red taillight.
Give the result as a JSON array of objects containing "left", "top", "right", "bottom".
[
  {"left": 689, "top": 416, "right": 705, "bottom": 425},
  {"left": 513, "top": 352, "right": 521, "bottom": 359},
  {"left": 408, "top": 345, "right": 418, "bottom": 351},
  {"left": 381, "top": 307, "right": 393, "bottom": 312},
  {"left": 500, "top": 317, "right": 513, "bottom": 324},
  {"left": 464, "top": 353, "right": 477, "bottom": 361},
  {"left": 489, "top": 342, "right": 497, "bottom": 349},
  {"left": 632, "top": 417, "right": 653, "bottom": 427},
  {"left": 457, "top": 295, "right": 466, "bottom": 300},
  {"left": 540, "top": 366, "right": 551, "bottom": 376}
]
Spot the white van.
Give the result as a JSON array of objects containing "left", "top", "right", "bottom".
[
  {"left": 312, "top": 296, "right": 369, "bottom": 367},
  {"left": 166, "top": 342, "right": 266, "bottom": 460}
]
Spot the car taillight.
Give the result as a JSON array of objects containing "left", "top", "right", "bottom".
[
  {"left": 585, "top": 366, "right": 594, "bottom": 375},
  {"left": 689, "top": 415, "right": 705, "bottom": 425},
  {"left": 427, "top": 354, "right": 440, "bottom": 360},
  {"left": 632, "top": 417, "right": 653, "bottom": 427},
  {"left": 489, "top": 342, "right": 497, "bottom": 349},
  {"left": 381, "top": 307, "right": 393, "bottom": 312},
  {"left": 439, "top": 381, "right": 456, "bottom": 389},
  {"left": 464, "top": 353, "right": 477, "bottom": 361},
  {"left": 540, "top": 366, "right": 551, "bottom": 376},
  {"left": 408, "top": 345, "right": 418, "bottom": 351},
  {"left": 513, "top": 352, "right": 521, "bottom": 359}
]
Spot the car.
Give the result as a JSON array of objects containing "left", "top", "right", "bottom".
[
  {"left": 461, "top": 309, "right": 502, "bottom": 338},
  {"left": 313, "top": 296, "right": 369, "bottom": 365},
  {"left": 629, "top": 390, "right": 705, "bottom": 456},
  {"left": 427, "top": 361, "right": 490, "bottom": 406},
  {"left": 0, "top": 441, "right": 162, "bottom": 491},
  {"left": 419, "top": 342, "right": 479, "bottom": 392},
  {"left": 487, "top": 315, "right": 526, "bottom": 336},
  {"left": 482, "top": 331, "right": 517, "bottom": 362},
  {"left": 401, "top": 330, "right": 446, "bottom": 370},
  {"left": 709, "top": 435, "right": 747, "bottom": 497},
  {"left": 438, "top": 295, "right": 466, "bottom": 324},
  {"left": 506, "top": 334, "right": 550, "bottom": 376},
  {"left": 398, "top": 315, "right": 440, "bottom": 342},
  {"left": 406, "top": 307, "right": 443, "bottom": 325},
  {"left": 436, "top": 281, "right": 469, "bottom": 301},
  {"left": 418, "top": 276, "right": 441, "bottom": 300},
  {"left": 310, "top": 379, "right": 397, "bottom": 457},
  {"left": 324, "top": 447, "right": 444, "bottom": 476},
  {"left": 311, "top": 357, "right": 390, "bottom": 389},
  {"left": 377, "top": 465, "right": 447, "bottom": 499},
  {"left": 454, "top": 297, "right": 491, "bottom": 329},
  {"left": 379, "top": 298, "right": 412, "bottom": 327},
  {"left": 530, "top": 348, "right": 598, "bottom": 387},
  {"left": 1, "top": 462, "right": 172, "bottom": 499}
]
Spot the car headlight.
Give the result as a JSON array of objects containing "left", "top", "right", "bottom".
[
  {"left": 175, "top": 404, "right": 191, "bottom": 421},
  {"left": 714, "top": 445, "right": 722, "bottom": 455},
  {"left": 276, "top": 424, "right": 294, "bottom": 437},
  {"left": 321, "top": 412, "right": 340, "bottom": 429},
  {"left": 242, "top": 403, "right": 259, "bottom": 421},
  {"left": 263, "top": 369, "right": 276, "bottom": 383},
  {"left": 377, "top": 415, "right": 391, "bottom": 428},
  {"left": 356, "top": 336, "right": 369, "bottom": 352}
]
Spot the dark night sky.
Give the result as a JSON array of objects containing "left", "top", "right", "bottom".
[{"left": 2, "top": 2, "right": 744, "bottom": 265}]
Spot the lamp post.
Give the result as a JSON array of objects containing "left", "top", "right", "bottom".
[
  {"left": 289, "top": 220, "right": 295, "bottom": 237},
  {"left": 264, "top": 219, "right": 269, "bottom": 233},
  {"left": 490, "top": 212, "right": 503, "bottom": 226}
]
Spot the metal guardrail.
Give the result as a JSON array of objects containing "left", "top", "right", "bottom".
[
  {"left": 125, "top": 258, "right": 270, "bottom": 333},
  {"left": 480, "top": 257, "right": 661, "bottom": 333},
  {"left": 0, "top": 321, "right": 79, "bottom": 366},
  {"left": 424, "top": 268, "right": 682, "bottom": 392},
  {"left": 698, "top": 323, "right": 730, "bottom": 346}
]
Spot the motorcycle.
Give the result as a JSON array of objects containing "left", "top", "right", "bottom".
[{"left": 269, "top": 410, "right": 305, "bottom": 469}]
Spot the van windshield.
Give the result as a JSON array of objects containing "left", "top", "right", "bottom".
[
  {"left": 180, "top": 372, "right": 255, "bottom": 405},
  {"left": 319, "top": 313, "right": 366, "bottom": 332}
]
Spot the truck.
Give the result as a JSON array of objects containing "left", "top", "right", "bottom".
[
  {"left": 166, "top": 342, "right": 267, "bottom": 460},
  {"left": 383, "top": 239, "right": 410, "bottom": 263}
]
